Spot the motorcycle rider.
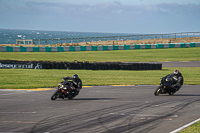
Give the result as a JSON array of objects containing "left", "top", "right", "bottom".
[
  {"left": 57, "top": 74, "right": 82, "bottom": 99},
  {"left": 64, "top": 74, "right": 82, "bottom": 89},
  {"left": 63, "top": 74, "right": 82, "bottom": 96},
  {"left": 71, "top": 74, "right": 82, "bottom": 95},
  {"left": 166, "top": 70, "right": 183, "bottom": 91}
]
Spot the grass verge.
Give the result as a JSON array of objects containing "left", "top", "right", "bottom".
[
  {"left": 0, "top": 67, "right": 199, "bottom": 89},
  {"left": 179, "top": 121, "right": 200, "bottom": 133},
  {"left": 0, "top": 47, "right": 199, "bottom": 62}
]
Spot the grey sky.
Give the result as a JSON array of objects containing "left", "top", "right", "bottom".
[{"left": 0, "top": 0, "right": 200, "bottom": 33}]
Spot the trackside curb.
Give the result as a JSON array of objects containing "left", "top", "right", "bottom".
[
  {"left": 1, "top": 85, "right": 137, "bottom": 91},
  {"left": 1, "top": 42, "right": 199, "bottom": 52}
]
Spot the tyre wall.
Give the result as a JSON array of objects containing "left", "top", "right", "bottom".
[{"left": 0, "top": 60, "right": 162, "bottom": 70}]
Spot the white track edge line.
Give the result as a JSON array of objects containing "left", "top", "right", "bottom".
[{"left": 170, "top": 118, "right": 200, "bottom": 133}]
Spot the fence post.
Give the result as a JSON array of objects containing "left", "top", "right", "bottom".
[
  {"left": 58, "top": 39, "right": 60, "bottom": 44},
  {"left": 52, "top": 39, "right": 53, "bottom": 45},
  {"left": 175, "top": 33, "right": 176, "bottom": 39},
  {"left": 137, "top": 35, "right": 138, "bottom": 40},
  {"left": 39, "top": 39, "right": 40, "bottom": 45},
  {"left": 71, "top": 38, "right": 73, "bottom": 44},
  {"left": 45, "top": 39, "right": 47, "bottom": 45},
  {"left": 193, "top": 32, "right": 195, "bottom": 37},
  {"left": 180, "top": 33, "right": 182, "bottom": 39}
]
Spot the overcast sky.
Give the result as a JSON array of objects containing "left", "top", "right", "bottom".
[{"left": 0, "top": 0, "right": 200, "bottom": 33}]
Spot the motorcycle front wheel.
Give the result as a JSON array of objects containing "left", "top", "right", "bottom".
[
  {"left": 154, "top": 86, "right": 162, "bottom": 96},
  {"left": 51, "top": 89, "right": 60, "bottom": 100}
]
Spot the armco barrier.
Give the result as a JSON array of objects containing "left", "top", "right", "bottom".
[
  {"left": 0, "top": 42, "right": 199, "bottom": 52},
  {"left": 0, "top": 60, "right": 162, "bottom": 70}
]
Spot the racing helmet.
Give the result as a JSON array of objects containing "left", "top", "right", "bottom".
[
  {"left": 173, "top": 70, "right": 180, "bottom": 76},
  {"left": 72, "top": 74, "right": 79, "bottom": 81}
]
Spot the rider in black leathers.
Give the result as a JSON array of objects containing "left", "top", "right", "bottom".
[
  {"left": 64, "top": 74, "right": 82, "bottom": 95},
  {"left": 165, "top": 70, "right": 183, "bottom": 91},
  {"left": 72, "top": 74, "right": 82, "bottom": 95}
]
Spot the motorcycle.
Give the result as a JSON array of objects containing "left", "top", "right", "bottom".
[
  {"left": 154, "top": 75, "right": 177, "bottom": 96},
  {"left": 51, "top": 77, "right": 78, "bottom": 100}
]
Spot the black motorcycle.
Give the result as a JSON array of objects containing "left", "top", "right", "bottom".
[
  {"left": 51, "top": 77, "right": 78, "bottom": 100},
  {"left": 154, "top": 75, "right": 177, "bottom": 96}
]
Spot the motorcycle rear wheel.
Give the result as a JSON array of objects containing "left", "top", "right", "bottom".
[
  {"left": 51, "top": 89, "right": 60, "bottom": 100},
  {"left": 154, "top": 86, "right": 162, "bottom": 96}
]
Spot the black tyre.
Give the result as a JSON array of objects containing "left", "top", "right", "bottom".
[
  {"left": 168, "top": 90, "right": 175, "bottom": 95},
  {"left": 51, "top": 89, "right": 60, "bottom": 100},
  {"left": 154, "top": 86, "right": 162, "bottom": 96}
]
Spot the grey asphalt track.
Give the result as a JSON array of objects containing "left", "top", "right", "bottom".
[
  {"left": 0, "top": 61, "right": 199, "bottom": 133},
  {"left": 0, "top": 85, "right": 200, "bottom": 133}
]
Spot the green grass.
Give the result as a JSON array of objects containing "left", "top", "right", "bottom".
[
  {"left": 179, "top": 121, "right": 200, "bottom": 133},
  {"left": 0, "top": 67, "right": 199, "bottom": 89},
  {"left": 0, "top": 47, "right": 199, "bottom": 62},
  {"left": 0, "top": 47, "right": 199, "bottom": 89}
]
